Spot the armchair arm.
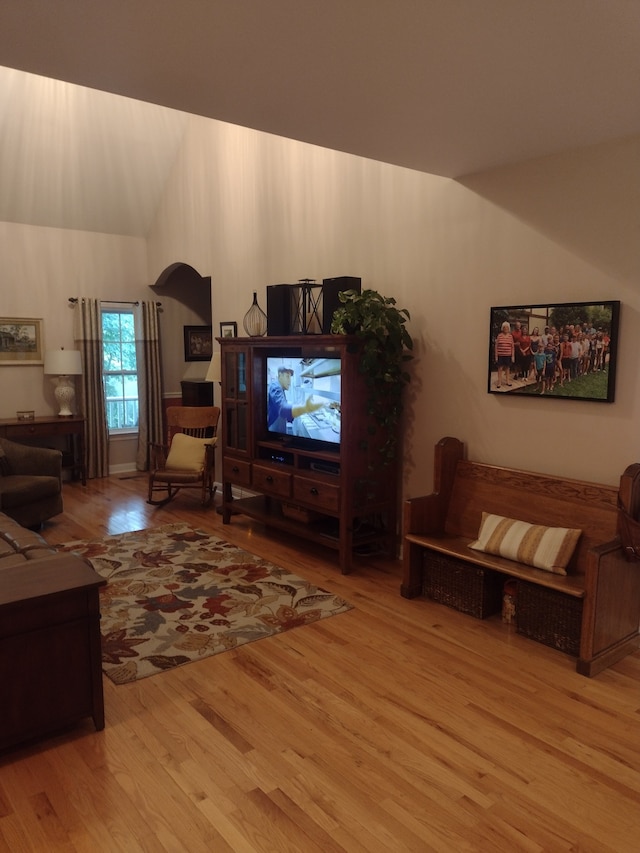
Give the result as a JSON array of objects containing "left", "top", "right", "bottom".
[{"left": 0, "top": 438, "right": 62, "bottom": 479}]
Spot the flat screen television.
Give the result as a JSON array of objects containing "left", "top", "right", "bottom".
[{"left": 266, "top": 355, "right": 341, "bottom": 448}]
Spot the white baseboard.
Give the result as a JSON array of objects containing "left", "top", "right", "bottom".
[{"left": 109, "top": 463, "right": 139, "bottom": 476}]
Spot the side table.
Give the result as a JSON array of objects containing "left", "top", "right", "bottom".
[
  {"left": 0, "top": 415, "right": 87, "bottom": 484},
  {"left": 0, "top": 554, "right": 106, "bottom": 752}
]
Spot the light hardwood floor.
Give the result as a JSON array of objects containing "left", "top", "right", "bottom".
[{"left": 1, "top": 474, "right": 639, "bottom": 852}]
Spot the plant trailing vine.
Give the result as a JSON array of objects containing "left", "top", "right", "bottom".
[{"left": 331, "top": 288, "right": 413, "bottom": 463}]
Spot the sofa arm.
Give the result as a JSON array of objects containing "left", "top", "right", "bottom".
[{"left": 0, "top": 438, "right": 62, "bottom": 480}]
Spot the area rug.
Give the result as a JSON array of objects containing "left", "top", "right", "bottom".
[{"left": 57, "top": 523, "right": 352, "bottom": 684}]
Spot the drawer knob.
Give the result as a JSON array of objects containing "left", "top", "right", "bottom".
[
  {"left": 310, "top": 487, "right": 319, "bottom": 496},
  {"left": 232, "top": 466, "right": 239, "bottom": 473},
  {"left": 266, "top": 475, "right": 273, "bottom": 483}
]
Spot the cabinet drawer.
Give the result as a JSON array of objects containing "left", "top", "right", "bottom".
[
  {"left": 252, "top": 464, "right": 292, "bottom": 498},
  {"left": 294, "top": 477, "right": 340, "bottom": 514},
  {"left": 3, "top": 422, "right": 81, "bottom": 438},
  {"left": 223, "top": 457, "right": 251, "bottom": 486}
]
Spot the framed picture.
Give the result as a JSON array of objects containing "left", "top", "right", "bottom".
[
  {"left": 488, "top": 300, "right": 620, "bottom": 403},
  {"left": 219, "top": 321, "right": 238, "bottom": 338},
  {"left": 0, "top": 317, "right": 44, "bottom": 365},
  {"left": 183, "top": 325, "right": 213, "bottom": 362}
]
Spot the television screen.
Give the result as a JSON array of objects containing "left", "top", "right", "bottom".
[{"left": 266, "top": 356, "right": 341, "bottom": 445}]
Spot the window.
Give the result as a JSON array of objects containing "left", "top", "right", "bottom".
[{"left": 102, "top": 310, "right": 139, "bottom": 432}]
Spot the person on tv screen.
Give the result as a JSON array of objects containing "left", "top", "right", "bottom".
[{"left": 268, "top": 366, "right": 324, "bottom": 433}]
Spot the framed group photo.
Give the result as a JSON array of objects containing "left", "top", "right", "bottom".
[{"left": 488, "top": 300, "right": 620, "bottom": 403}]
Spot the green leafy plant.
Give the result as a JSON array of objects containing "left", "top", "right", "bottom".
[{"left": 331, "top": 288, "right": 413, "bottom": 462}]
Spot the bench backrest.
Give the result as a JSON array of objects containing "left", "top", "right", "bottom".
[{"left": 444, "top": 460, "right": 618, "bottom": 576}]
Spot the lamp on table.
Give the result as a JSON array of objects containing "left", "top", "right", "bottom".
[
  {"left": 205, "top": 352, "right": 221, "bottom": 402},
  {"left": 44, "top": 348, "right": 82, "bottom": 417}
]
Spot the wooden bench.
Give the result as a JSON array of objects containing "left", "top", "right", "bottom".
[{"left": 401, "top": 436, "right": 640, "bottom": 677}]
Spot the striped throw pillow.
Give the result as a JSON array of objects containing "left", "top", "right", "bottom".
[{"left": 468, "top": 512, "right": 582, "bottom": 575}]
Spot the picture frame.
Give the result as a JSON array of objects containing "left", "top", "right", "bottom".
[
  {"left": 488, "top": 300, "right": 620, "bottom": 403},
  {"left": 0, "top": 317, "right": 44, "bottom": 365},
  {"left": 183, "top": 325, "right": 213, "bottom": 362},
  {"left": 219, "top": 321, "right": 238, "bottom": 338}
]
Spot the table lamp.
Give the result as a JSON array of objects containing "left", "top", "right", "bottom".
[
  {"left": 205, "top": 352, "right": 221, "bottom": 383},
  {"left": 44, "top": 348, "right": 82, "bottom": 417}
]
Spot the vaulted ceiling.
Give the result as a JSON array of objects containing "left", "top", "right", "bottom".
[{"left": 1, "top": 0, "right": 639, "bottom": 237}]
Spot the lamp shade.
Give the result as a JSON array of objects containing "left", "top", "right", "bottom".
[
  {"left": 44, "top": 348, "right": 82, "bottom": 376},
  {"left": 205, "top": 352, "right": 221, "bottom": 383}
]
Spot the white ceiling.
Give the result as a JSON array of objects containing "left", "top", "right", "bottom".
[{"left": 0, "top": 0, "right": 639, "bottom": 236}]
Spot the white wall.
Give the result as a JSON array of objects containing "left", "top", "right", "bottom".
[
  {"left": 148, "top": 118, "right": 640, "bottom": 494},
  {"left": 3, "top": 118, "right": 637, "bottom": 492},
  {"left": 0, "top": 222, "right": 152, "bottom": 469},
  {"left": 0, "top": 220, "right": 215, "bottom": 470},
  {"left": 0, "top": 221, "right": 148, "bottom": 413}
]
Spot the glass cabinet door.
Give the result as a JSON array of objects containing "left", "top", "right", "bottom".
[
  {"left": 222, "top": 347, "right": 249, "bottom": 453},
  {"left": 225, "top": 402, "right": 248, "bottom": 452},
  {"left": 224, "top": 351, "right": 247, "bottom": 400}
]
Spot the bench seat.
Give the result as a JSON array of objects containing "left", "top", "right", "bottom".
[
  {"left": 404, "top": 532, "right": 586, "bottom": 597},
  {"left": 402, "top": 437, "right": 640, "bottom": 677}
]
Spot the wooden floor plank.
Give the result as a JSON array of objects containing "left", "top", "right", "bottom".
[{"left": 1, "top": 475, "right": 638, "bottom": 852}]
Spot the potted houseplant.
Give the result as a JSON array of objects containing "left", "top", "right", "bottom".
[{"left": 331, "top": 288, "right": 413, "bottom": 462}]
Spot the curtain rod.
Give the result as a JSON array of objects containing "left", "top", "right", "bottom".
[{"left": 68, "top": 298, "right": 162, "bottom": 306}]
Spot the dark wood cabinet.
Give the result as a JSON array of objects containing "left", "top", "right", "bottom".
[
  {"left": 219, "top": 335, "right": 400, "bottom": 573},
  {"left": 181, "top": 380, "right": 214, "bottom": 407},
  {"left": 0, "top": 555, "right": 106, "bottom": 751}
]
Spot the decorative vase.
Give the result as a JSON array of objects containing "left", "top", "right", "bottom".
[{"left": 243, "top": 292, "right": 268, "bottom": 336}]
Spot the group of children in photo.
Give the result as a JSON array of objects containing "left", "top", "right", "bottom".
[{"left": 494, "top": 320, "right": 611, "bottom": 394}]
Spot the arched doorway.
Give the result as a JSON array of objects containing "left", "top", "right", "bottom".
[
  {"left": 151, "top": 262, "right": 212, "bottom": 322},
  {"left": 150, "top": 261, "right": 214, "bottom": 408}
]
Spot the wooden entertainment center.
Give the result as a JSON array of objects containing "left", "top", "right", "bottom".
[{"left": 219, "top": 335, "right": 400, "bottom": 573}]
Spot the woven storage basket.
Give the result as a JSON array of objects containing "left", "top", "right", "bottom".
[
  {"left": 423, "top": 551, "right": 503, "bottom": 619},
  {"left": 516, "top": 580, "right": 582, "bottom": 656}
]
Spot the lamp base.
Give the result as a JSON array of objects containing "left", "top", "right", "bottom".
[{"left": 53, "top": 376, "right": 76, "bottom": 417}]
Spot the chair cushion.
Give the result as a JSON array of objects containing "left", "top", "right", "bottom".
[
  {"left": 0, "top": 475, "right": 61, "bottom": 509},
  {"left": 468, "top": 512, "right": 581, "bottom": 575},
  {"left": 165, "top": 433, "right": 217, "bottom": 472}
]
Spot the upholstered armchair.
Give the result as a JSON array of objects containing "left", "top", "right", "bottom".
[{"left": 0, "top": 437, "right": 63, "bottom": 528}]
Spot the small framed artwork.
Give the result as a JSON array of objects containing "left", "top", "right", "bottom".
[
  {"left": 219, "top": 321, "right": 238, "bottom": 338},
  {"left": 0, "top": 317, "right": 44, "bottom": 365},
  {"left": 183, "top": 325, "right": 213, "bottom": 362},
  {"left": 488, "top": 300, "right": 620, "bottom": 403}
]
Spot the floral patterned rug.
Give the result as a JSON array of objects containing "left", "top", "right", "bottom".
[{"left": 58, "top": 523, "right": 353, "bottom": 684}]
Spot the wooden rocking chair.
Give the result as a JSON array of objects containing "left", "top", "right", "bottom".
[{"left": 147, "top": 406, "right": 220, "bottom": 506}]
